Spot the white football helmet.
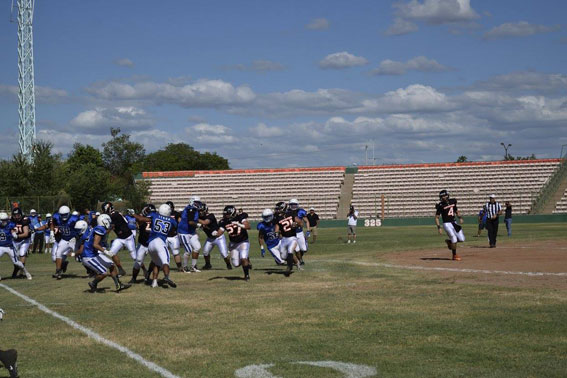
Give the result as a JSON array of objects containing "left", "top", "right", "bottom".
[
  {"left": 45, "top": 213, "right": 52, "bottom": 218},
  {"left": 159, "top": 203, "right": 172, "bottom": 217},
  {"left": 72, "top": 210, "right": 79, "bottom": 216},
  {"left": 189, "top": 196, "right": 201, "bottom": 207},
  {"left": 74, "top": 220, "right": 89, "bottom": 235},
  {"left": 30, "top": 209, "right": 37, "bottom": 215},
  {"left": 262, "top": 208, "right": 274, "bottom": 223},
  {"left": 289, "top": 198, "right": 299, "bottom": 210},
  {"left": 97, "top": 214, "right": 112, "bottom": 230},
  {"left": 0, "top": 212, "right": 9, "bottom": 225},
  {"left": 59, "top": 205, "right": 71, "bottom": 221}
]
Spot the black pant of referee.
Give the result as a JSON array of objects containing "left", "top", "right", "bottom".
[{"left": 485, "top": 217, "right": 499, "bottom": 248}]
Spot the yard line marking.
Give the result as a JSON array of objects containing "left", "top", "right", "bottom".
[
  {"left": 327, "top": 260, "right": 567, "bottom": 277},
  {"left": 0, "top": 283, "right": 180, "bottom": 378}
]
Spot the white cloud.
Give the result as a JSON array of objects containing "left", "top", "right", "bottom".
[
  {"left": 371, "top": 56, "right": 452, "bottom": 75},
  {"left": 471, "top": 71, "right": 567, "bottom": 94},
  {"left": 69, "top": 106, "right": 154, "bottom": 133},
  {"left": 483, "top": 21, "right": 560, "bottom": 40},
  {"left": 249, "top": 123, "right": 285, "bottom": 138},
  {"left": 318, "top": 52, "right": 369, "bottom": 69},
  {"left": 223, "top": 60, "right": 285, "bottom": 72},
  {"left": 385, "top": 17, "right": 419, "bottom": 35},
  {"left": 394, "top": 0, "right": 479, "bottom": 24},
  {"left": 187, "top": 123, "right": 237, "bottom": 144},
  {"left": 87, "top": 79, "right": 256, "bottom": 107},
  {"left": 306, "top": 18, "right": 330, "bottom": 30},
  {"left": 114, "top": 58, "right": 135, "bottom": 68},
  {"left": 0, "top": 84, "right": 68, "bottom": 104},
  {"left": 358, "top": 84, "right": 453, "bottom": 113}
]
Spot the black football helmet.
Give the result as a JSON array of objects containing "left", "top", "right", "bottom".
[
  {"left": 223, "top": 205, "right": 236, "bottom": 219},
  {"left": 141, "top": 203, "right": 156, "bottom": 216},
  {"left": 439, "top": 190, "right": 449, "bottom": 200},
  {"left": 101, "top": 202, "right": 114, "bottom": 214},
  {"left": 198, "top": 202, "right": 208, "bottom": 216},
  {"left": 166, "top": 201, "right": 175, "bottom": 212},
  {"left": 11, "top": 207, "right": 23, "bottom": 221},
  {"left": 275, "top": 201, "right": 287, "bottom": 215}
]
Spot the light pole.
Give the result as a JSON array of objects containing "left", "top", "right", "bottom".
[
  {"left": 500, "top": 142, "right": 512, "bottom": 160},
  {"left": 560, "top": 144, "right": 567, "bottom": 159}
]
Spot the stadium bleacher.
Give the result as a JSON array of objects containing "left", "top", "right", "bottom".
[
  {"left": 143, "top": 167, "right": 345, "bottom": 219},
  {"left": 553, "top": 188, "right": 567, "bottom": 214},
  {"left": 141, "top": 159, "right": 563, "bottom": 219},
  {"left": 353, "top": 159, "right": 562, "bottom": 218}
]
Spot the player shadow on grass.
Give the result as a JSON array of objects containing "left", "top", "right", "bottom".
[
  {"left": 255, "top": 268, "right": 294, "bottom": 276},
  {"left": 83, "top": 287, "right": 111, "bottom": 293},
  {"left": 420, "top": 257, "right": 453, "bottom": 261},
  {"left": 208, "top": 276, "right": 247, "bottom": 281}
]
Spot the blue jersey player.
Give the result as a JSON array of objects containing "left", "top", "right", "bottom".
[
  {"left": 50, "top": 205, "right": 80, "bottom": 280},
  {"left": 133, "top": 203, "right": 178, "bottom": 288},
  {"left": 289, "top": 199, "right": 308, "bottom": 265},
  {"left": 179, "top": 196, "right": 204, "bottom": 273},
  {"left": 75, "top": 217, "right": 130, "bottom": 293},
  {"left": 0, "top": 212, "right": 32, "bottom": 280},
  {"left": 257, "top": 209, "right": 284, "bottom": 265}
]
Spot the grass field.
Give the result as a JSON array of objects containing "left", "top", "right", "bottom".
[{"left": 1, "top": 223, "right": 566, "bottom": 377}]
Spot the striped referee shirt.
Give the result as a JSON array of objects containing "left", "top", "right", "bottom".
[{"left": 485, "top": 201, "right": 502, "bottom": 219}]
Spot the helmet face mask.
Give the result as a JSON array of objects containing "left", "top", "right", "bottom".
[
  {"left": 275, "top": 201, "right": 287, "bottom": 215},
  {"left": 59, "top": 205, "right": 71, "bottom": 221},
  {"left": 97, "top": 214, "right": 112, "bottom": 230},
  {"left": 223, "top": 205, "right": 236, "bottom": 219},
  {"left": 439, "top": 190, "right": 449, "bottom": 201},
  {"left": 74, "top": 220, "right": 89, "bottom": 236},
  {"left": 11, "top": 208, "right": 22, "bottom": 221},
  {"left": 141, "top": 204, "right": 156, "bottom": 217},
  {"left": 262, "top": 208, "right": 273, "bottom": 223},
  {"left": 198, "top": 203, "right": 208, "bottom": 216},
  {"left": 288, "top": 199, "right": 299, "bottom": 211},
  {"left": 101, "top": 202, "right": 114, "bottom": 214},
  {"left": 189, "top": 196, "right": 201, "bottom": 207},
  {"left": 0, "top": 212, "right": 9, "bottom": 226}
]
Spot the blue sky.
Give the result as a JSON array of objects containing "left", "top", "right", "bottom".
[{"left": 1, "top": 0, "right": 566, "bottom": 168}]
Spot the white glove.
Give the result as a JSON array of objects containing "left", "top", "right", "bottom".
[
  {"left": 11, "top": 231, "right": 18, "bottom": 239},
  {"left": 212, "top": 230, "right": 218, "bottom": 237},
  {"left": 196, "top": 223, "right": 202, "bottom": 228},
  {"left": 102, "top": 249, "right": 113, "bottom": 258}
]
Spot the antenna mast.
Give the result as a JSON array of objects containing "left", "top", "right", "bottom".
[{"left": 13, "top": 0, "right": 36, "bottom": 161}]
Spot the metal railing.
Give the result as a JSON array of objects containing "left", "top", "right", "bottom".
[{"left": 530, "top": 157, "right": 567, "bottom": 214}]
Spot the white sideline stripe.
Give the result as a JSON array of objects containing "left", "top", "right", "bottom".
[
  {"left": 327, "top": 260, "right": 567, "bottom": 277},
  {"left": 0, "top": 283, "right": 180, "bottom": 378}
]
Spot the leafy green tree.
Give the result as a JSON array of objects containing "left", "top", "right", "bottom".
[
  {"left": 30, "top": 140, "right": 63, "bottom": 195},
  {"left": 143, "top": 143, "right": 229, "bottom": 171},
  {"left": 64, "top": 143, "right": 111, "bottom": 210},
  {"left": 456, "top": 155, "right": 468, "bottom": 163}
]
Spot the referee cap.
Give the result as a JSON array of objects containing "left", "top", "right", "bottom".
[{"left": 309, "top": 207, "right": 315, "bottom": 211}]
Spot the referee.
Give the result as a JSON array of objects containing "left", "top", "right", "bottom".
[{"left": 485, "top": 194, "right": 502, "bottom": 248}]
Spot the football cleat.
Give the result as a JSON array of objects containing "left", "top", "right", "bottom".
[
  {"left": 226, "top": 263, "right": 232, "bottom": 270},
  {"left": 151, "top": 279, "right": 158, "bottom": 288},
  {"left": 452, "top": 254, "right": 462, "bottom": 261},
  {"left": 62, "top": 260, "right": 69, "bottom": 273},
  {"left": 201, "top": 264, "right": 212, "bottom": 270},
  {"left": 190, "top": 266, "right": 201, "bottom": 273},
  {"left": 163, "top": 277, "right": 177, "bottom": 288},
  {"left": 118, "top": 267, "right": 127, "bottom": 277},
  {"left": 25, "top": 271, "right": 32, "bottom": 280},
  {"left": 182, "top": 266, "right": 192, "bottom": 273},
  {"left": 88, "top": 281, "right": 97, "bottom": 293},
  {"left": 116, "top": 283, "right": 131, "bottom": 292}
]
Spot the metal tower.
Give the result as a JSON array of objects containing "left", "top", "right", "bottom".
[{"left": 14, "top": 0, "right": 36, "bottom": 160}]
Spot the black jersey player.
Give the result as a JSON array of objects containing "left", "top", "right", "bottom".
[
  {"left": 219, "top": 205, "right": 252, "bottom": 280},
  {"left": 198, "top": 203, "right": 232, "bottom": 270},
  {"left": 274, "top": 201, "right": 303, "bottom": 275},
  {"left": 435, "top": 190, "right": 465, "bottom": 261}
]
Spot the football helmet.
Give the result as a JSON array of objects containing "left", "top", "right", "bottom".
[
  {"left": 141, "top": 204, "right": 156, "bottom": 216},
  {"left": 59, "top": 206, "right": 71, "bottom": 221},
  {"left": 74, "top": 220, "right": 89, "bottom": 236},
  {"left": 159, "top": 203, "right": 172, "bottom": 217},
  {"left": 72, "top": 210, "right": 79, "bottom": 216},
  {"left": 189, "top": 196, "right": 201, "bottom": 207},
  {"left": 101, "top": 202, "right": 114, "bottom": 214},
  {"left": 11, "top": 207, "right": 23, "bottom": 221},
  {"left": 97, "top": 214, "right": 112, "bottom": 230},
  {"left": 275, "top": 201, "right": 287, "bottom": 215},
  {"left": 223, "top": 205, "right": 236, "bottom": 219},
  {"left": 166, "top": 201, "right": 175, "bottom": 212},
  {"left": 29, "top": 209, "right": 37, "bottom": 215},
  {"left": 439, "top": 190, "right": 449, "bottom": 200},
  {"left": 289, "top": 198, "right": 299, "bottom": 211},
  {"left": 45, "top": 213, "right": 52, "bottom": 219},
  {"left": 262, "top": 208, "right": 274, "bottom": 223},
  {"left": 128, "top": 208, "right": 135, "bottom": 215},
  {"left": 0, "top": 212, "right": 9, "bottom": 226},
  {"left": 198, "top": 202, "right": 208, "bottom": 216}
]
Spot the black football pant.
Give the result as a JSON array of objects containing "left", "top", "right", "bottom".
[
  {"left": 32, "top": 234, "right": 44, "bottom": 254},
  {"left": 485, "top": 218, "right": 499, "bottom": 247}
]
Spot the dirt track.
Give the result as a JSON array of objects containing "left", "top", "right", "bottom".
[{"left": 388, "top": 240, "right": 567, "bottom": 289}]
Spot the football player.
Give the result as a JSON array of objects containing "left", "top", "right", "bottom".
[
  {"left": 44, "top": 213, "right": 53, "bottom": 255},
  {"left": 131, "top": 204, "right": 178, "bottom": 288},
  {"left": 435, "top": 190, "right": 465, "bottom": 261},
  {"left": 179, "top": 196, "right": 204, "bottom": 273},
  {"left": 164, "top": 201, "right": 184, "bottom": 272},
  {"left": 289, "top": 199, "right": 308, "bottom": 265},
  {"left": 274, "top": 201, "right": 303, "bottom": 275},
  {"left": 101, "top": 201, "right": 133, "bottom": 277},
  {"left": 257, "top": 208, "right": 284, "bottom": 265},
  {"left": 0, "top": 212, "right": 32, "bottom": 280},
  {"left": 74, "top": 218, "right": 131, "bottom": 293},
  {"left": 198, "top": 203, "right": 232, "bottom": 270},
  {"left": 125, "top": 209, "right": 138, "bottom": 239},
  {"left": 219, "top": 205, "right": 251, "bottom": 280},
  {"left": 50, "top": 206, "right": 80, "bottom": 280},
  {"left": 10, "top": 208, "right": 32, "bottom": 278},
  {"left": 129, "top": 204, "right": 154, "bottom": 284}
]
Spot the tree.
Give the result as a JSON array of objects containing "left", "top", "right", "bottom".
[
  {"left": 456, "top": 156, "right": 468, "bottom": 163},
  {"left": 64, "top": 143, "right": 111, "bottom": 210},
  {"left": 143, "top": 143, "right": 230, "bottom": 171},
  {"left": 29, "top": 140, "right": 63, "bottom": 196}
]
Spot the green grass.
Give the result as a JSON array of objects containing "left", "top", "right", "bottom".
[{"left": 1, "top": 223, "right": 566, "bottom": 377}]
